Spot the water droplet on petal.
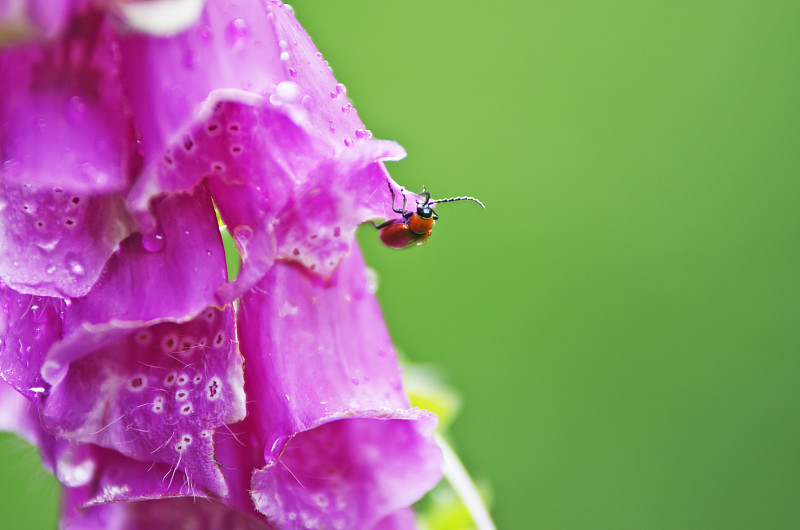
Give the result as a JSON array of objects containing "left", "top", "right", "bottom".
[
  {"left": 69, "top": 260, "right": 84, "bottom": 276},
  {"left": 343, "top": 138, "right": 353, "bottom": 147},
  {"left": 233, "top": 225, "right": 254, "bottom": 247},
  {"left": 66, "top": 96, "right": 87, "bottom": 124},
  {"left": 225, "top": 18, "right": 249, "bottom": 47},
  {"left": 142, "top": 231, "right": 165, "bottom": 252}
]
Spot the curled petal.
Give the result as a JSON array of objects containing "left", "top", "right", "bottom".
[
  {"left": 0, "top": 284, "right": 61, "bottom": 399},
  {"left": 60, "top": 494, "right": 269, "bottom": 530},
  {"left": 42, "top": 306, "right": 245, "bottom": 496},
  {"left": 43, "top": 182, "right": 228, "bottom": 386},
  {"left": 239, "top": 245, "right": 442, "bottom": 527},
  {"left": 252, "top": 416, "right": 440, "bottom": 529},
  {"left": 65, "top": 183, "right": 228, "bottom": 331}
]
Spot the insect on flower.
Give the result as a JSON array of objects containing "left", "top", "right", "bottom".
[{"left": 377, "top": 182, "right": 485, "bottom": 249}]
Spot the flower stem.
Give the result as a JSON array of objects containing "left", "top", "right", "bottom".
[{"left": 435, "top": 434, "right": 497, "bottom": 530}]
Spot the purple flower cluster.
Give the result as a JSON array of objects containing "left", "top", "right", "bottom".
[{"left": 0, "top": 1, "right": 442, "bottom": 528}]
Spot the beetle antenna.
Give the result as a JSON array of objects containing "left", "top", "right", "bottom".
[{"left": 430, "top": 195, "right": 485, "bottom": 209}]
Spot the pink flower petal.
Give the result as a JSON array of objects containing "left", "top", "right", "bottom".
[
  {"left": 42, "top": 306, "right": 245, "bottom": 497},
  {"left": 0, "top": 17, "right": 137, "bottom": 297},
  {"left": 60, "top": 494, "right": 270, "bottom": 530},
  {"left": 0, "top": 284, "right": 61, "bottom": 399},
  {"left": 238, "top": 245, "right": 442, "bottom": 527}
]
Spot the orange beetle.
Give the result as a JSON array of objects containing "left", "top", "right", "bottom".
[{"left": 376, "top": 182, "right": 484, "bottom": 249}]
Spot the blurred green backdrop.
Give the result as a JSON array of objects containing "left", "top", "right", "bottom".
[{"left": 3, "top": 0, "right": 800, "bottom": 528}]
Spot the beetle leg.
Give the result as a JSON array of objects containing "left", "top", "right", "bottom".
[{"left": 388, "top": 181, "right": 406, "bottom": 215}]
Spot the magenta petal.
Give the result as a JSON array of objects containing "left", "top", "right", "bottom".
[
  {"left": 43, "top": 183, "right": 229, "bottom": 386},
  {"left": 273, "top": 140, "right": 407, "bottom": 278},
  {"left": 42, "top": 307, "right": 245, "bottom": 496},
  {"left": 0, "top": 180, "right": 133, "bottom": 298},
  {"left": 60, "top": 494, "right": 270, "bottom": 530},
  {"left": 66, "top": 183, "right": 227, "bottom": 329},
  {"left": 0, "top": 23, "right": 137, "bottom": 297},
  {"left": 116, "top": 0, "right": 365, "bottom": 166},
  {"left": 239, "top": 245, "right": 442, "bottom": 527},
  {"left": 0, "top": 284, "right": 61, "bottom": 399},
  {"left": 252, "top": 417, "right": 440, "bottom": 529}
]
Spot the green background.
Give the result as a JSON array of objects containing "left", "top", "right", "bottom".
[{"left": 3, "top": 0, "right": 800, "bottom": 528}]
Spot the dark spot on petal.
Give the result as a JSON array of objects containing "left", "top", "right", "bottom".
[
  {"left": 131, "top": 377, "right": 143, "bottom": 388},
  {"left": 231, "top": 145, "right": 242, "bottom": 153},
  {"left": 64, "top": 218, "right": 75, "bottom": 226},
  {"left": 228, "top": 124, "right": 239, "bottom": 132},
  {"left": 293, "top": 248, "right": 300, "bottom": 256},
  {"left": 164, "top": 155, "right": 174, "bottom": 166},
  {"left": 333, "top": 227, "right": 341, "bottom": 237},
  {"left": 71, "top": 197, "right": 80, "bottom": 205},
  {"left": 208, "top": 379, "right": 219, "bottom": 399},
  {"left": 207, "top": 124, "right": 218, "bottom": 131},
  {"left": 183, "top": 135, "right": 194, "bottom": 151}
]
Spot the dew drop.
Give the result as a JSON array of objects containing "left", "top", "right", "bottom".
[
  {"left": 66, "top": 96, "right": 87, "bottom": 124},
  {"left": 343, "top": 138, "right": 353, "bottom": 147},
  {"left": 233, "top": 225, "right": 254, "bottom": 246},
  {"left": 336, "top": 83, "right": 347, "bottom": 95},
  {"left": 355, "top": 128, "right": 366, "bottom": 139},
  {"left": 69, "top": 260, "right": 84, "bottom": 276},
  {"left": 289, "top": 68, "right": 297, "bottom": 77},
  {"left": 225, "top": 18, "right": 249, "bottom": 46},
  {"left": 142, "top": 232, "right": 165, "bottom": 252}
]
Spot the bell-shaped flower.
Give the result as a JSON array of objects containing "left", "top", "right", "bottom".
[{"left": 0, "top": 0, "right": 442, "bottom": 528}]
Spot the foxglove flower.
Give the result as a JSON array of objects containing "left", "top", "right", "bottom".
[{"left": 0, "top": 1, "right": 442, "bottom": 528}]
